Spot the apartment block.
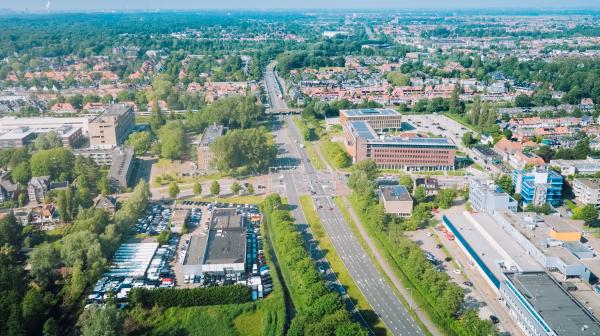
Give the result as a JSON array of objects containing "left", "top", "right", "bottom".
[
  {"left": 468, "top": 178, "right": 518, "bottom": 214},
  {"left": 89, "top": 104, "right": 135, "bottom": 148},
  {"left": 551, "top": 157, "right": 600, "bottom": 177},
  {"left": 107, "top": 147, "right": 135, "bottom": 190},
  {"left": 197, "top": 125, "right": 226, "bottom": 170},
  {"left": 513, "top": 168, "right": 563, "bottom": 207},
  {"left": 573, "top": 178, "right": 600, "bottom": 207}
]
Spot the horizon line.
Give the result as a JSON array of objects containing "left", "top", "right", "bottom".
[{"left": 2, "top": 7, "right": 600, "bottom": 13}]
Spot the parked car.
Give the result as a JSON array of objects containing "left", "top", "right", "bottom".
[
  {"left": 490, "top": 315, "right": 500, "bottom": 324},
  {"left": 463, "top": 281, "right": 473, "bottom": 287}
]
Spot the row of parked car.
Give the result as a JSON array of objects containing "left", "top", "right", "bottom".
[{"left": 134, "top": 204, "right": 171, "bottom": 235}]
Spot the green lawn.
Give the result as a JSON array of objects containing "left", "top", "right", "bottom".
[
  {"left": 299, "top": 196, "right": 390, "bottom": 336},
  {"left": 131, "top": 304, "right": 261, "bottom": 336}
]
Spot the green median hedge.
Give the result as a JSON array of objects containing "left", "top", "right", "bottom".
[{"left": 130, "top": 285, "right": 251, "bottom": 308}]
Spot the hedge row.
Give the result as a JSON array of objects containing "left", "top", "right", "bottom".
[
  {"left": 261, "top": 195, "right": 368, "bottom": 336},
  {"left": 130, "top": 285, "right": 251, "bottom": 308}
]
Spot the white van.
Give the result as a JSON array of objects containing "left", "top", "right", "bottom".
[{"left": 184, "top": 274, "right": 190, "bottom": 284}]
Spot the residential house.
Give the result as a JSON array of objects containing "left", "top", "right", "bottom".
[
  {"left": 28, "top": 176, "right": 50, "bottom": 204},
  {"left": 414, "top": 177, "right": 439, "bottom": 196},
  {"left": 0, "top": 172, "right": 18, "bottom": 203},
  {"left": 93, "top": 195, "right": 117, "bottom": 214}
]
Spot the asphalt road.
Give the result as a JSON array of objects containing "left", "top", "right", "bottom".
[
  {"left": 273, "top": 115, "right": 423, "bottom": 336},
  {"left": 264, "top": 61, "right": 287, "bottom": 110}
]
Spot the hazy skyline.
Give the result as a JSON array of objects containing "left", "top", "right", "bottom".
[{"left": 4, "top": 0, "right": 600, "bottom": 12}]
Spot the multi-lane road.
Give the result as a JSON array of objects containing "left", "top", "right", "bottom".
[
  {"left": 269, "top": 110, "right": 424, "bottom": 335},
  {"left": 264, "top": 61, "right": 287, "bottom": 110}
]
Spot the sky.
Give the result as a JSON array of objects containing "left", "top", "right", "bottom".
[{"left": 4, "top": 0, "right": 599, "bottom": 11}]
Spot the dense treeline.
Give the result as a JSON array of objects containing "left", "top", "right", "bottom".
[
  {"left": 210, "top": 127, "right": 277, "bottom": 175},
  {"left": 0, "top": 146, "right": 108, "bottom": 209},
  {"left": 347, "top": 160, "right": 497, "bottom": 336},
  {"left": 130, "top": 285, "right": 251, "bottom": 308},
  {"left": 19, "top": 181, "right": 151, "bottom": 335},
  {"left": 185, "top": 95, "right": 264, "bottom": 131},
  {"left": 484, "top": 58, "right": 600, "bottom": 105},
  {"left": 262, "top": 195, "right": 368, "bottom": 336}
]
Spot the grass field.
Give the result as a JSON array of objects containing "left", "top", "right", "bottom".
[
  {"left": 298, "top": 196, "right": 390, "bottom": 336},
  {"left": 129, "top": 303, "right": 274, "bottom": 336}
]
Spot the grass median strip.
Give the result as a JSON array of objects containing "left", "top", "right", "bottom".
[
  {"left": 298, "top": 195, "right": 391, "bottom": 336},
  {"left": 304, "top": 142, "right": 325, "bottom": 170}
]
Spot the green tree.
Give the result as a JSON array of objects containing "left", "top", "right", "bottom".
[
  {"left": 210, "top": 180, "right": 221, "bottom": 196},
  {"left": 231, "top": 181, "right": 241, "bottom": 195},
  {"left": 125, "top": 131, "right": 153, "bottom": 156},
  {"left": 168, "top": 182, "right": 180, "bottom": 199},
  {"left": 413, "top": 185, "right": 427, "bottom": 204},
  {"left": 150, "top": 100, "right": 165, "bottom": 132},
  {"left": 192, "top": 181, "right": 202, "bottom": 196},
  {"left": 399, "top": 175, "right": 413, "bottom": 193},
  {"left": 30, "top": 148, "right": 74, "bottom": 181},
  {"left": 462, "top": 132, "right": 474, "bottom": 147},
  {"left": 34, "top": 131, "right": 63, "bottom": 151},
  {"left": 449, "top": 86, "right": 463, "bottom": 114},
  {"left": 468, "top": 96, "right": 481, "bottom": 126},
  {"left": 536, "top": 146, "right": 555, "bottom": 163},
  {"left": 29, "top": 243, "right": 60, "bottom": 288},
  {"left": 515, "top": 94, "right": 533, "bottom": 108},
  {"left": 0, "top": 212, "right": 22, "bottom": 249},
  {"left": 42, "top": 318, "right": 58, "bottom": 336},
  {"left": 386, "top": 71, "right": 410, "bottom": 86},
  {"left": 246, "top": 183, "right": 254, "bottom": 195},
  {"left": 79, "top": 304, "right": 123, "bottom": 336},
  {"left": 495, "top": 175, "right": 514, "bottom": 194},
  {"left": 21, "top": 288, "right": 50, "bottom": 335},
  {"left": 435, "top": 189, "right": 458, "bottom": 209},
  {"left": 573, "top": 205, "right": 599, "bottom": 227},
  {"left": 210, "top": 128, "right": 277, "bottom": 174},
  {"left": 351, "top": 159, "right": 379, "bottom": 181},
  {"left": 158, "top": 122, "right": 186, "bottom": 160},
  {"left": 11, "top": 162, "right": 31, "bottom": 185}
]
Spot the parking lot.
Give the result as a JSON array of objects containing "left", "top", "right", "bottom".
[
  {"left": 87, "top": 200, "right": 275, "bottom": 308},
  {"left": 404, "top": 114, "right": 471, "bottom": 147},
  {"left": 173, "top": 201, "right": 272, "bottom": 300},
  {"left": 133, "top": 203, "right": 172, "bottom": 235},
  {"left": 405, "top": 226, "right": 517, "bottom": 334},
  {"left": 87, "top": 202, "right": 181, "bottom": 308}
]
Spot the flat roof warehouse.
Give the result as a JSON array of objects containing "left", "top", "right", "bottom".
[
  {"left": 183, "top": 208, "right": 247, "bottom": 274},
  {"left": 505, "top": 272, "right": 600, "bottom": 336}
]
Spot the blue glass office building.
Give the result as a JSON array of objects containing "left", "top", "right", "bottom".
[{"left": 513, "top": 169, "right": 563, "bottom": 207}]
